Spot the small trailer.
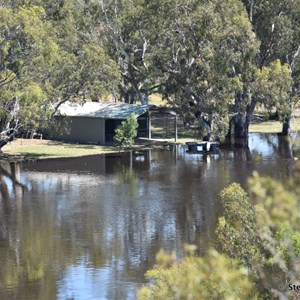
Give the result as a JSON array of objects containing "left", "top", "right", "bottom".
[{"left": 186, "top": 141, "right": 220, "bottom": 152}]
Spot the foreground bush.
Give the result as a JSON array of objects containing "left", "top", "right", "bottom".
[
  {"left": 138, "top": 248, "right": 253, "bottom": 300},
  {"left": 139, "top": 164, "right": 300, "bottom": 299}
]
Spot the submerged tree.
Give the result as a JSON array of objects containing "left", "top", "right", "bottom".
[
  {"left": 1, "top": 0, "right": 298, "bottom": 148},
  {"left": 147, "top": 0, "right": 259, "bottom": 141},
  {"left": 85, "top": 0, "right": 299, "bottom": 138},
  {"left": 153, "top": 0, "right": 295, "bottom": 140}
]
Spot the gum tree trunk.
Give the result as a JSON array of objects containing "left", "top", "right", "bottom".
[
  {"left": 0, "top": 133, "right": 16, "bottom": 154},
  {"left": 233, "top": 113, "right": 250, "bottom": 138},
  {"left": 233, "top": 101, "right": 256, "bottom": 139},
  {"left": 282, "top": 116, "right": 291, "bottom": 136}
]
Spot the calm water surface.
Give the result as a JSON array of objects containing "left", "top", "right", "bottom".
[{"left": 0, "top": 133, "right": 300, "bottom": 300}]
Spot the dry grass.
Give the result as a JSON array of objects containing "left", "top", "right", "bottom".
[
  {"left": 149, "top": 94, "right": 168, "bottom": 106},
  {"left": 249, "top": 117, "right": 300, "bottom": 133}
]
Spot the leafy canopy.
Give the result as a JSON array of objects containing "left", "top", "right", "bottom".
[{"left": 0, "top": 1, "right": 120, "bottom": 143}]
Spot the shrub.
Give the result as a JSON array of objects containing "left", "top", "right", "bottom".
[
  {"left": 138, "top": 248, "right": 253, "bottom": 300},
  {"left": 113, "top": 113, "right": 139, "bottom": 149},
  {"left": 139, "top": 164, "right": 300, "bottom": 299}
]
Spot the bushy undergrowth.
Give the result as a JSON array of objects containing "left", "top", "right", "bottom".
[{"left": 139, "top": 164, "right": 300, "bottom": 299}]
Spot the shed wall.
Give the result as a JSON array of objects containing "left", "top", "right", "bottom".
[{"left": 52, "top": 117, "right": 105, "bottom": 144}]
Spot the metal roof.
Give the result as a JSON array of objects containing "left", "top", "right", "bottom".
[{"left": 57, "top": 101, "right": 152, "bottom": 119}]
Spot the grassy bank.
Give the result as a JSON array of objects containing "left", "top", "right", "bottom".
[
  {"left": 1, "top": 139, "right": 119, "bottom": 161},
  {"left": 249, "top": 117, "right": 300, "bottom": 133},
  {"left": 1, "top": 116, "right": 300, "bottom": 162},
  {"left": 0, "top": 138, "right": 172, "bottom": 161}
]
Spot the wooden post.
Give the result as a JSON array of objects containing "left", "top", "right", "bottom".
[
  {"left": 148, "top": 111, "right": 151, "bottom": 140},
  {"left": 174, "top": 114, "right": 178, "bottom": 143},
  {"left": 165, "top": 114, "right": 168, "bottom": 138},
  {"left": 129, "top": 150, "right": 133, "bottom": 168}
]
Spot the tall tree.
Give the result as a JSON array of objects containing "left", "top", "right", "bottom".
[
  {"left": 38, "top": 0, "right": 121, "bottom": 108},
  {"left": 242, "top": 0, "right": 300, "bottom": 135},
  {"left": 0, "top": 5, "right": 56, "bottom": 148},
  {"left": 147, "top": 0, "right": 259, "bottom": 141},
  {"left": 0, "top": 1, "right": 120, "bottom": 151},
  {"left": 98, "top": 0, "right": 158, "bottom": 104},
  {"left": 151, "top": 0, "right": 295, "bottom": 140}
]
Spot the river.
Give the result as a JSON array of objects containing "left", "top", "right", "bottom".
[{"left": 0, "top": 132, "right": 299, "bottom": 300}]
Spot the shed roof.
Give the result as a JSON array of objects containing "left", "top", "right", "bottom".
[{"left": 57, "top": 101, "right": 152, "bottom": 119}]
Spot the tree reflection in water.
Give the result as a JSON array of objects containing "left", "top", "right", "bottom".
[
  {"left": 0, "top": 132, "right": 299, "bottom": 299},
  {"left": 116, "top": 152, "right": 139, "bottom": 200},
  {"left": 0, "top": 162, "right": 65, "bottom": 299}
]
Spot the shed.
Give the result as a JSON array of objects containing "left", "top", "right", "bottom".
[{"left": 51, "top": 101, "right": 152, "bottom": 144}]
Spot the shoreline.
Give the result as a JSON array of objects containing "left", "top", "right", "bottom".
[
  {"left": 0, "top": 138, "right": 172, "bottom": 162},
  {"left": 1, "top": 117, "right": 300, "bottom": 162}
]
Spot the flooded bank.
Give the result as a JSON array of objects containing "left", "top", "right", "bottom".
[{"left": 0, "top": 133, "right": 299, "bottom": 299}]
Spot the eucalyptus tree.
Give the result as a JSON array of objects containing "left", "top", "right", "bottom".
[
  {"left": 38, "top": 0, "right": 121, "bottom": 109},
  {"left": 94, "top": 0, "right": 148, "bottom": 104},
  {"left": 0, "top": 1, "right": 120, "bottom": 151},
  {"left": 151, "top": 0, "right": 294, "bottom": 140},
  {"left": 145, "top": 0, "right": 260, "bottom": 141},
  {"left": 84, "top": 0, "right": 257, "bottom": 139},
  {"left": 0, "top": 5, "right": 58, "bottom": 149},
  {"left": 242, "top": 0, "right": 300, "bottom": 135}
]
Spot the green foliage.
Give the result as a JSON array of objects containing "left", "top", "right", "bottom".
[
  {"left": 156, "top": 0, "right": 258, "bottom": 140},
  {"left": 17, "top": 81, "right": 46, "bottom": 129},
  {"left": 252, "top": 60, "right": 292, "bottom": 121},
  {"left": 113, "top": 113, "right": 139, "bottom": 149},
  {"left": 216, "top": 183, "right": 263, "bottom": 273},
  {"left": 0, "top": 4, "right": 54, "bottom": 134},
  {"left": 138, "top": 248, "right": 254, "bottom": 300},
  {"left": 0, "top": 1, "right": 121, "bottom": 141},
  {"left": 97, "top": 0, "right": 150, "bottom": 103},
  {"left": 275, "top": 225, "right": 300, "bottom": 266},
  {"left": 242, "top": 0, "right": 300, "bottom": 134},
  {"left": 249, "top": 172, "right": 300, "bottom": 229},
  {"left": 139, "top": 164, "right": 300, "bottom": 299},
  {"left": 1, "top": 0, "right": 299, "bottom": 141},
  {"left": 1, "top": 0, "right": 299, "bottom": 140},
  {"left": 217, "top": 169, "right": 300, "bottom": 298}
]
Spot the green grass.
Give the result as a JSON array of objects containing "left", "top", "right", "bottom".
[
  {"left": 1, "top": 137, "right": 175, "bottom": 162},
  {"left": 1, "top": 139, "right": 119, "bottom": 161}
]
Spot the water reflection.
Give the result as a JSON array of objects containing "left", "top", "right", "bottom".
[
  {"left": 0, "top": 133, "right": 299, "bottom": 299},
  {"left": 248, "top": 133, "right": 296, "bottom": 159}
]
